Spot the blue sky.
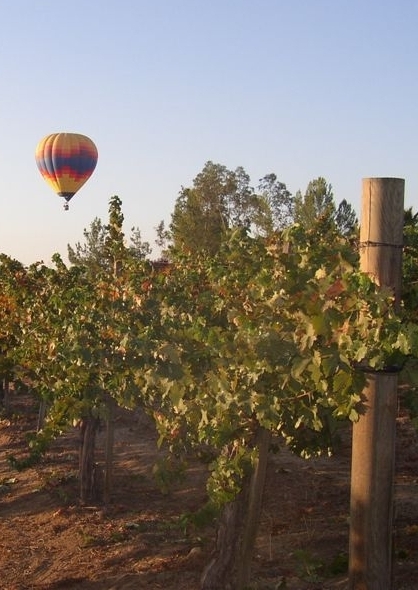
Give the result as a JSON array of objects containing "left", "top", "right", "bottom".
[{"left": 1, "top": 0, "right": 417, "bottom": 265}]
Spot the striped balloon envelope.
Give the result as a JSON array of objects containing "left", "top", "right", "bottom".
[{"left": 35, "top": 133, "right": 98, "bottom": 210}]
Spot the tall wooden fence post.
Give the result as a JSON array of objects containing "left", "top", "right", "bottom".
[{"left": 349, "top": 178, "right": 405, "bottom": 589}]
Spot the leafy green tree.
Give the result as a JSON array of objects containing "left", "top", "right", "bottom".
[
  {"left": 169, "top": 161, "right": 292, "bottom": 255},
  {"left": 400, "top": 207, "right": 418, "bottom": 424},
  {"left": 0, "top": 255, "right": 27, "bottom": 412},
  {"left": 129, "top": 226, "right": 152, "bottom": 260},
  {"left": 294, "top": 177, "right": 358, "bottom": 237},
  {"left": 153, "top": 220, "right": 171, "bottom": 261},
  {"left": 68, "top": 196, "right": 151, "bottom": 272},
  {"left": 9, "top": 249, "right": 157, "bottom": 501},
  {"left": 12, "top": 197, "right": 155, "bottom": 501},
  {"left": 403, "top": 207, "right": 418, "bottom": 319},
  {"left": 67, "top": 217, "right": 108, "bottom": 272},
  {"left": 141, "top": 224, "right": 418, "bottom": 589},
  {"left": 169, "top": 162, "right": 235, "bottom": 255},
  {"left": 103, "top": 195, "right": 126, "bottom": 275},
  {"left": 294, "top": 177, "right": 335, "bottom": 229},
  {"left": 335, "top": 198, "right": 358, "bottom": 237},
  {"left": 255, "top": 172, "right": 293, "bottom": 234}
]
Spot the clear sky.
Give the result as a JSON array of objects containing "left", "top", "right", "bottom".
[{"left": 1, "top": 0, "right": 417, "bottom": 265}]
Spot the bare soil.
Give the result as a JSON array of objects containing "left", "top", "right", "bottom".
[{"left": 1, "top": 392, "right": 417, "bottom": 590}]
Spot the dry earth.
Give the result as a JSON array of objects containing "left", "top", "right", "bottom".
[{"left": 1, "top": 391, "right": 417, "bottom": 590}]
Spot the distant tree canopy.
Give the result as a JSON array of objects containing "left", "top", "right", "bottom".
[
  {"left": 67, "top": 216, "right": 108, "bottom": 272},
  {"left": 168, "top": 161, "right": 294, "bottom": 255},
  {"left": 67, "top": 196, "right": 151, "bottom": 273},
  {"left": 166, "top": 162, "right": 358, "bottom": 256},
  {"left": 294, "top": 177, "right": 358, "bottom": 237},
  {"left": 65, "top": 166, "right": 358, "bottom": 265},
  {"left": 169, "top": 162, "right": 250, "bottom": 256},
  {"left": 67, "top": 166, "right": 359, "bottom": 266},
  {"left": 403, "top": 207, "right": 418, "bottom": 319}
]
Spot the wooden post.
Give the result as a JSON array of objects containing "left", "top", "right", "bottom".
[{"left": 349, "top": 178, "right": 404, "bottom": 589}]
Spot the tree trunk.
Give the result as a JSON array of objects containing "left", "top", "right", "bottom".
[
  {"left": 79, "top": 411, "right": 101, "bottom": 503},
  {"left": 103, "top": 402, "right": 115, "bottom": 507},
  {"left": 2, "top": 377, "right": 11, "bottom": 414},
  {"left": 237, "top": 426, "right": 271, "bottom": 589},
  {"left": 201, "top": 426, "right": 271, "bottom": 590},
  {"left": 201, "top": 491, "right": 246, "bottom": 590},
  {"left": 37, "top": 398, "right": 47, "bottom": 431}
]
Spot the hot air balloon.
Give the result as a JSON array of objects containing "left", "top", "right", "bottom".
[{"left": 35, "top": 133, "right": 98, "bottom": 210}]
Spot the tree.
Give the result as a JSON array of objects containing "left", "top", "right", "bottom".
[
  {"left": 15, "top": 197, "right": 155, "bottom": 502},
  {"left": 0, "top": 255, "right": 27, "bottom": 413},
  {"left": 103, "top": 195, "right": 126, "bottom": 276},
  {"left": 294, "top": 177, "right": 336, "bottom": 231},
  {"left": 399, "top": 207, "right": 418, "bottom": 426},
  {"left": 255, "top": 173, "right": 293, "bottom": 234},
  {"left": 154, "top": 220, "right": 171, "bottom": 261},
  {"left": 294, "top": 177, "right": 357, "bottom": 237},
  {"left": 129, "top": 226, "right": 152, "bottom": 260},
  {"left": 169, "top": 162, "right": 234, "bottom": 255},
  {"left": 169, "top": 167, "right": 358, "bottom": 257},
  {"left": 168, "top": 161, "right": 292, "bottom": 255},
  {"left": 142, "top": 224, "right": 418, "bottom": 589},
  {"left": 9, "top": 253, "right": 156, "bottom": 502},
  {"left": 403, "top": 207, "right": 418, "bottom": 319},
  {"left": 335, "top": 198, "right": 358, "bottom": 237},
  {"left": 67, "top": 216, "right": 108, "bottom": 272},
  {"left": 67, "top": 196, "right": 151, "bottom": 273}
]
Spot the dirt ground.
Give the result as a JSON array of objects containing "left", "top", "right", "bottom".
[{"left": 1, "top": 391, "right": 417, "bottom": 590}]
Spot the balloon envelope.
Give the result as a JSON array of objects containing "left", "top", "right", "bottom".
[{"left": 35, "top": 133, "right": 98, "bottom": 206}]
